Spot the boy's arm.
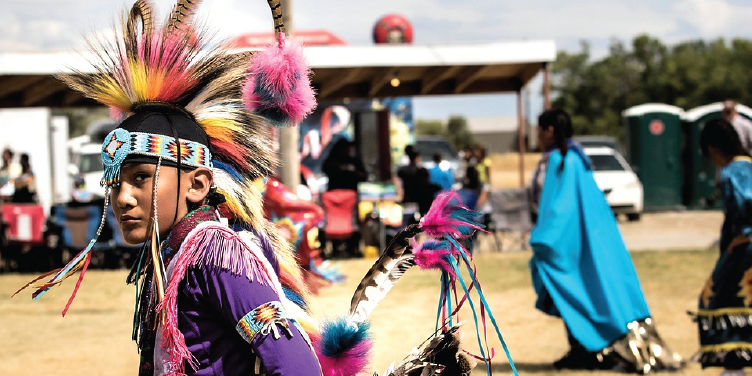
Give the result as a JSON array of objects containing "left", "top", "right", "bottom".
[{"left": 195, "top": 267, "right": 322, "bottom": 376}]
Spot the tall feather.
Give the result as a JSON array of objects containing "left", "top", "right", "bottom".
[
  {"left": 349, "top": 224, "right": 422, "bottom": 323},
  {"left": 167, "top": 0, "right": 202, "bottom": 33}
]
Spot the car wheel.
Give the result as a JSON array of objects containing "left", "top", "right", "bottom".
[{"left": 627, "top": 213, "right": 641, "bottom": 222}]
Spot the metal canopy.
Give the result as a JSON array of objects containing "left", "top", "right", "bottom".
[{"left": 0, "top": 40, "right": 556, "bottom": 107}]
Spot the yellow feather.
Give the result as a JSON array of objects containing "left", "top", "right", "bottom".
[
  {"left": 130, "top": 61, "right": 149, "bottom": 101},
  {"left": 200, "top": 118, "right": 242, "bottom": 144}
]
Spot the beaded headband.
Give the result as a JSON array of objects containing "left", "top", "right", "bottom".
[{"left": 101, "top": 128, "right": 213, "bottom": 187}]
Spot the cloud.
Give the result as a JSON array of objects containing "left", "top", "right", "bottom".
[{"left": 673, "top": 0, "right": 752, "bottom": 36}]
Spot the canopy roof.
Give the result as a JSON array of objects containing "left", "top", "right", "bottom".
[{"left": 0, "top": 39, "right": 556, "bottom": 108}]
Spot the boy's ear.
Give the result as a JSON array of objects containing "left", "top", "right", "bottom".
[{"left": 186, "top": 167, "right": 213, "bottom": 204}]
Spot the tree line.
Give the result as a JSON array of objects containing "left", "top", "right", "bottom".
[{"left": 552, "top": 34, "right": 752, "bottom": 139}]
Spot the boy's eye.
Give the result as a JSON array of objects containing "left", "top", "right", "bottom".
[{"left": 134, "top": 173, "right": 150, "bottom": 182}]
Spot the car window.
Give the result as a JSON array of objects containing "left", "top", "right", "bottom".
[
  {"left": 415, "top": 140, "right": 456, "bottom": 160},
  {"left": 80, "top": 153, "right": 104, "bottom": 173},
  {"left": 578, "top": 140, "right": 619, "bottom": 150},
  {"left": 589, "top": 154, "right": 626, "bottom": 171}
]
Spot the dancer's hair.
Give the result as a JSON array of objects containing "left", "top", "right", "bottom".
[
  {"left": 538, "top": 108, "right": 574, "bottom": 169},
  {"left": 700, "top": 118, "right": 751, "bottom": 158}
]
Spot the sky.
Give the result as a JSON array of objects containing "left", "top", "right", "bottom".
[{"left": 2, "top": 0, "right": 752, "bottom": 121}]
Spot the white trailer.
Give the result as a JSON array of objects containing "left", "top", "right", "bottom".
[{"left": 0, "top": 107, "right": 70, "bottom": 214}]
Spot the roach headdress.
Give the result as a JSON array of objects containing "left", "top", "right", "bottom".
[{"left": 14, "top": 0, "right": 316, "bottom": 317}]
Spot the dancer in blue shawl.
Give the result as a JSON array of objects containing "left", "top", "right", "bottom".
[
  {"left": 529, "top": 109, "right": 683, "bottom": 373},
  {"left": 694, "top": 118, "right": 752, "bottom": 376}
]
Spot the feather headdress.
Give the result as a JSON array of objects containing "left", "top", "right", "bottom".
[{"left": 16, "top": 0, "right": 316, "bottom": 324}]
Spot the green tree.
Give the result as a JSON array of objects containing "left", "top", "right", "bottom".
[
  {"left": 415, "top": 119, "right": 445, "bottom": 136},
  {"left": 446, "top": 115, "right": 476, "bottom": 151},
  {"left": 550, "top": 35, "right": 752, "bottom": 140}
]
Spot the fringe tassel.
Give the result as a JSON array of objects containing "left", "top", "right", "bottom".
[
  {"left": 14, "top": 187, "right": 111, "bottom": 316},
  {"left": 157, "top": 222, "right": 275, "bottom": 374}
]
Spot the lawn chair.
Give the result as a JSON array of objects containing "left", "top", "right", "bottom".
[
  {"left": 321, "top": 189, "right": 360, "bottom": 258},
  {"left": 488, "top": 187, "right": 533, "bottom": 252}
]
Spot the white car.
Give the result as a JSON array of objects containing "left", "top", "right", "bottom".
[{"left": 583, "top": 147, "right": 643, "bottom": 221}]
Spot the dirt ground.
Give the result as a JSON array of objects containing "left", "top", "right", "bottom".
[
  {"left": 618, "top": 211, "right": 723, "bottom": 251},
  {"left": 0, "top": 249, "right": 721, "bottom": 376}
]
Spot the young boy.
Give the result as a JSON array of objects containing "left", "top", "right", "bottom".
[
  {"left": 17, "top": 1, "right": 323, "bottom": 374},
  {"left": 107, "top": 110, "right": 322, "bottom": 375}
]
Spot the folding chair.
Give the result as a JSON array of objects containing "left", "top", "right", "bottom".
[
  {"left": 321, "top": 189, "right": 360, "bottom": 258},
  {"left": 488, "top": 188, "right": 533, "bottom": 252}
]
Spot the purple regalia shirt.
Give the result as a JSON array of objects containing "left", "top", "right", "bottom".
[{"left": 151, "top": 206, "right": 321, "bottom": 376}]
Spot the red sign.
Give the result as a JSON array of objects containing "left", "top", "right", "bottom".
[
  {"left": 229, "top": 29, "right": 347, "bottom": 48},
  {"left": 649, "top": 119, "right": 665, "bottom": 135}
]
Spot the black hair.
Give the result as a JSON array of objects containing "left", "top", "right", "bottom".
[
  {"left": 20, "top": 153, "right": 31, "bottom": 174},
  {"left": 464, "top": 166, "right": 481, "bottom": 190},
  {"left": 404, "top": 144, "right": 415, "bottom": 155},
  {"left": 700, "top": 118, "right": 751, "bottom": 158},
  {"left": 432, "top": 153, "right": 442, "bottom": 163},
  {"left": 409, "top": 150, "right": 421, "bottom": 164},
  {"left": 538, "top": 108, "right": 574, "bottom": 169}
]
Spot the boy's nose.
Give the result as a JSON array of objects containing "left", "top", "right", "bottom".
[{"left": 114, "top": 185, "right": 137, "bottom": 208}]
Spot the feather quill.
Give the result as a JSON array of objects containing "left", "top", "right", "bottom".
[{"left": 349, "top": 224, "right": 421, "bottom": 323}]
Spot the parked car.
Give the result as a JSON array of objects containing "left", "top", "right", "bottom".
[
  {"left": 414, "top": 136, "right": 463, "bottom": 184},
  {"left": 583, "top": 147, "right": 643, "bottom": 221},
  {"left": 574, "top": 135, "right": 622, "bottom": 153}
]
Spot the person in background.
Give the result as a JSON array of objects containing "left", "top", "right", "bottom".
[
  {"left": 393, "top": 150, "right": 421, "bottom": 226},
  {"left": 529, "top": 108, "right": 683, "bottom": 373},
  {"left": 722, "top": 100, "right": 752, "bottom": 153},
  {"left": 0, "top": 148, "right": 22, "bottom": 200},
  {"left": 322, "top": 138, "right": 367, "bottom": 192},
  {"left": 429, "top": 153, "right": 454, "bottom": 191},
  {"left": 398, "top": 144, "right": 416, "bottom": 167},
  {"left": 695, "top": 118, "right": 752, "bottom": 376},
  {"left": 457, "top": 166, "right": 488, "bottom": 212},
  {"left": 473, "top": 145, "right": 492, "bottom": 186},
  {"left": 414, "top": 167, "right": 442, "bottom": 217},
  {"left": 12, "top": 153, "right": 37, "bottom": 203},
  {"left": 456, "top": 166, "right": 490, "bottom": 254}
]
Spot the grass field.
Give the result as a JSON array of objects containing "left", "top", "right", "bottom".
[{"left": 0, "top": 246, "right": 722, "bottom": 376}]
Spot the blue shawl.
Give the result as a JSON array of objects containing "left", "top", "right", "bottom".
[{"left": 529, "top": 147, "right": 650, "bottom": 352}]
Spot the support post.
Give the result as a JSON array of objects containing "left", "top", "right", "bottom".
[
  {"left": 278, "top": 0, "right": 300, "bottom": 189},
  {"left": 517, "top": 86, "right": 526, "bottom": 188},
  {"left": 543, "top": 62, "right": 551, "bottom": 110}
]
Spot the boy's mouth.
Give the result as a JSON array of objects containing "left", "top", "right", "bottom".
[{"left": 119, "top": 215, "right": 139, "bottom": 224}]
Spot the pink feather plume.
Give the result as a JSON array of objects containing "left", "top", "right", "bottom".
[
  {"left": 243, "top": 33, "right": 316, "bottom": 126},
  {"left": 419, "top": 191, "right": 485, "bottom": 239}
]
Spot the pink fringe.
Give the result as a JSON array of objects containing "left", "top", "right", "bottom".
[
  {"left": 157, "top": 223, "right": 273, "bottom": 375},
  {"left": 316, "top": 340, "right": 373, "bottom": 376},
  {"left": 242, "top": 33, "right": 316, "bottom": 125},
  {"left": 419, "top": 191, "right": 484, "bottom": 238},
  {"left": 413, "top": 244, "right": 458, "bottom": 279}
]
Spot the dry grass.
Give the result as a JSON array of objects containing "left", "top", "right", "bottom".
[
  {"left": 0, "top": 247, "right": 722, "bottom": 376},
  {"left": 489, "top": 153, "right": 542, "bottom": 189}
]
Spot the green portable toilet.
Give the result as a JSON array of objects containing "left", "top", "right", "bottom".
[
  {"left": 622, "top": 103, "right": 685, "bottom": 210},
  {"left": 682, "top": 102, "right": 752, "bottom": 209}
]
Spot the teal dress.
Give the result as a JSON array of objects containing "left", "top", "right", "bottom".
[{"left": 696, "top": 157, "right": 752, "bottom": 369}]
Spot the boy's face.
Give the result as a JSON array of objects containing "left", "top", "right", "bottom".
[{"left": 111, "top": 163, "right": 194, "bottom": 244}]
